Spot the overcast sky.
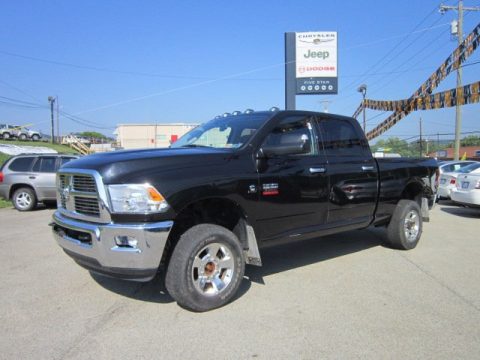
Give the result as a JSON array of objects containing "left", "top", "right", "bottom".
[{"left": 1, "top": 0, "right": 479, "bottom": 143}]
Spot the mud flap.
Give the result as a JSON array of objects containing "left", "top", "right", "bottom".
[{"left": 421, "top": 197, "right": 430, "bottom": 222}]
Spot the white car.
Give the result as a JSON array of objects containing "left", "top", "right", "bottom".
[
  {"left": 451, "top": 173, "right": 480, "bottom": 207},
  {"left": 438, "top": 160, "right": 477, "bottom": 174},
  {"left": 438, "top": 162, "right": 480, "bottom": 199}
]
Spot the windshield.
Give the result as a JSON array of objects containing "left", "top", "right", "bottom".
[
  {"left": 458, "top": 162, "right": 480, "bottom": 173},
  {"left": 171, "top": 113, "right": 273, "bottom": 149}
]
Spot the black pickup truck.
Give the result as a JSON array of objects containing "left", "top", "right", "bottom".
[{"left": 51, "top": 110, "right": 438, "bottom": 311}]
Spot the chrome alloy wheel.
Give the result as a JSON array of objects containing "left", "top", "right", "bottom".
[
  {"left": 15, "top": 191, "right": 32, "bottom": 210},
  {"left": 404, "top": 210, "right": 420, "bottom": 242},
  {"left": 192, "top": 242, "right": 235, "bottom": 296}
]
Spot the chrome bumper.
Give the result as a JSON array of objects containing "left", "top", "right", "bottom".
[{"left": 51, "top": 210, "right": 173, "bottom": 281}]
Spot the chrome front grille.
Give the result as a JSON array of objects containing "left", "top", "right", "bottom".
[
  {"left": 74, "top": 196, "right": 100, "bottom": 216},
  {"left": 72, "top": 175, "right": 96, "bottom": 193},
  {"left": 57, "top": 170, "right": 109, "bottom": 223}
]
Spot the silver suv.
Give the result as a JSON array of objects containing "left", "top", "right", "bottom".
[
  {"left": 0, "top": 124, "right": 42, "bottom": 141},
  {"left": 0, "top": 154, "right": 78, "bottom": 211}
]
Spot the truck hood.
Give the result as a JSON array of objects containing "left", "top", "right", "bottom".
[{"left": 61, "top": 147, "right": 236, "bottom": 184}]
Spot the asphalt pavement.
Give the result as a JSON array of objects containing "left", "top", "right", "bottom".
[{"left": 1, "top": 203, "right": 479, "bottom": 359}]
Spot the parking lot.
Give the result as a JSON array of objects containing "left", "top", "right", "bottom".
[{"left": 1, "top": 203, "right": 479, "bottom": 359}]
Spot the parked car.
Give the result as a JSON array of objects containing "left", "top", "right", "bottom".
[
  {"left": 438, "top": 162, "right": 480, "bottom": 199},
  {"left": 0, "top": 124, "right": 18, "bottom": 140},
  {"left": 12, "top": 127, "right": 42, "bottom": 141},
  {"left": 0, "top": 124, "right": 42, "bottom": 141},
  {"left": 438, "top": 160, "right": 478, "bottom": 174},
  {"left": 0, "top": 154, "right": 79, "bottom": 211},
  {"left": 51, "top": 109, "right": 438, "bottom": 311},
  {"left": 451, "top": 173, "right": 480, "bottom": 207}
]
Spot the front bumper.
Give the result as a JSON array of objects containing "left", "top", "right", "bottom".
[{"left": 51, "top": 210, "right": 173, "bottom": 281}]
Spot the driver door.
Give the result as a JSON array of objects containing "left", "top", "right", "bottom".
[{"left": 254, "top": 115, "right": 329, "bottom": 241}]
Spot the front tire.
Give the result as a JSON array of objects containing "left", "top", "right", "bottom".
[
  {"left": 12, "top": 187, "right": 37, "bottom": 211},
  {"left": 386, "top": 200, "right": 422, "bottom": 250},
  {"left": 19, "top": 134, "right": 27, "bottom": 140},
  {"left": 165, "top": 224, "right": 245, "bottom": 312},
  {"left": 31, "top": 134, "right": 40, "bottom": 141}
]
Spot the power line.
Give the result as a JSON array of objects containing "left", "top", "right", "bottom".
[{"left": 0, "top": 94, "right": 114, "bottom": 130}]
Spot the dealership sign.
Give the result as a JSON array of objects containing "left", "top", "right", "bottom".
[{"left": 295, "top": 31, "right": 338, "bottom": 95}]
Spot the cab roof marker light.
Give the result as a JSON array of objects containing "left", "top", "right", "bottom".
[
  {"left": 269, "top": 107, "right": 280, "bottom": 112},
  {"left": 232, "top": 111, "right": 242, "bottom": 115},
  {"left": 222, "top": 112, "right": 231, "bottom": 117},
  {"left": 244, "top": 109, "right": 254, "bottom": 114}
]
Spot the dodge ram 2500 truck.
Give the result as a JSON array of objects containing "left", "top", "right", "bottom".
[{"left": 51, "top": 110, "right": 438, "bottom": 311}]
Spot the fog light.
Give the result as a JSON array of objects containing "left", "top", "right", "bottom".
[{"left": 114, "top": 235, "right": 138, "bottom": 248}]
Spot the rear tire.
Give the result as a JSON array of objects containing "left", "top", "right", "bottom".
[
  {"left": 19, "top": 134, "right": 27, "bottom": 140},
  {"left": 12, "top": 187, "right": 37, "bottom": 211},
  {"left": 386, "top": 200, "right": 422, "bottom": 250},
  {"left": 165, "top": 224, "right": 245, "bottom": 312},
  {"left": 2, "top": 132, "right": 10, "bottom": 140}
]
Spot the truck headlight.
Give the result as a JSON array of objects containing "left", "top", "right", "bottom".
[{"left": 107, "top": 184, "right": 169, "bottom": 214}]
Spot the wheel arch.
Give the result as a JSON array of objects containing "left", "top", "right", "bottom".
[
  {"left": 9, "top": 183, "right": 36, "bottom": 200},
  {"left": 163, "top": 196, "right": 261, "bottom": 267},
  {"left": 400, "top": 178, "right": 426, "bottom": 207}
]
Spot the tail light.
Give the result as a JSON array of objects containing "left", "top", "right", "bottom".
[
  {"left": 0, "top": 172, "right": 3, "bottom": 183},
  {"left": 475, "top": 181, "right": 480, "bottom": 189},
  {"left": 450, "top": 178, "right": 456, "bottom": 185}
]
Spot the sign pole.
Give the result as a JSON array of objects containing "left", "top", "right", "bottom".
[{"left": 285, "top": 32, "right": 296, "bottom": 110}]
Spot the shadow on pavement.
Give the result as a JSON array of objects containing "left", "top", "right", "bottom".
[
  {"left": 90, "top": 272, "right": 174, "bottom": 304},
  {"left": 440, "top": 205, "right": 480, "bottom": 218},
  {"left": 246, "top": 229, "right": 383, "bottom": 284},
  {"left": 90, "top": 229, "right": 383, "bottom": 304}
]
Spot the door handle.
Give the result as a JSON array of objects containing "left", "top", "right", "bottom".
[
  {"left": 29, "top": 176, "right": 36, "bottom": 179},
  {"left": 361, "top": 166, "right": 375, "bottom": 172},
  {"left": 309, "top": 167, "right": 326, "bottom": 174}
]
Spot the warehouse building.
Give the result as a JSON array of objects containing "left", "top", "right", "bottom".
[{"left": 114, "top": 123, "right": 197, "bottom": 149}]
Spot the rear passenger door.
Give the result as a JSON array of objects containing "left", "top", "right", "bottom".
[
  {"left": 31, "top": 156, "right": 58, "bottom": 199},
  {"left": 316, "top": 116, "right": 378, "bottom": 228}
]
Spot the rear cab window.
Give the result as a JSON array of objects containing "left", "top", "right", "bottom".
[
  {"left": 316, "top": 116, "right": 371, "bottom": 158},
  {"left": 8, "top": 157, "right": 36, "bottom": 172}
]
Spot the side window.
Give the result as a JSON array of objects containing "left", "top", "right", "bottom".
[
  {"left": 262, "top": 116, "right": 316, "bottom": 156},
  {"left": 317, "top": 118, "right": 370, "bottom": 157},
  {"left": 8, "top": 157, "right": 35, "bottom": 171},
  {"left": 32, "top": 157, "right": 57, "bottom": 173}
]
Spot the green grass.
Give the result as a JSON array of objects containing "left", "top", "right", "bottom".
[
  {"left": 0, "top": 153, "right": 10, "bottom": 166},
  {"left": 0, "top": 198, "right": 12, "bottom": 209}
]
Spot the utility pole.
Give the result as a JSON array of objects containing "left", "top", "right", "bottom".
[
  {"left": 48, "top": 96, "right": 56, "bottom": 144},
  {"left": 419, "top": 117, "right": 423, "bottom": 157},
  {"left": 440, "top": 1, "right": 480, "bottom": 160},
  {"left": 56, "top": 96, "right": 60, "bottom": 144}
]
